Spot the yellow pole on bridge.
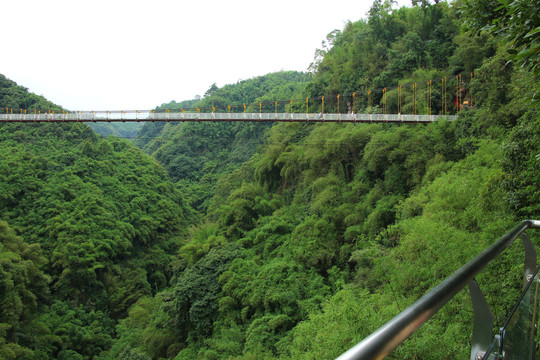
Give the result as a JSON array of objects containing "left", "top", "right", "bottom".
[
  {"left": 413, "top": 83, "right": 417, "bottom": 115},
  {"left": 398, "top": 86, "right": 402, "bottom": 114},
  {"left": 426, "top": 81, "right": 430, "bottom": 115},
  {"left": 382, "top": 88, "right": 386, "bottom": 115},
  {"left": 470, "top": 72, "right": 474, "bottom": 109},
  {"left": 368, "top": 90, "right": 371, "bottom": 114},
  {"left": 430, "top": 80, "right": 432, "bottom": 115}
]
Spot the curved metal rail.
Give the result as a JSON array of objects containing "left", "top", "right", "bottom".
[{"left": 336, "top": 219, "right": 540, "bottom": 360}]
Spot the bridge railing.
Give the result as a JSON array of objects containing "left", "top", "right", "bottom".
[
  {"left": 0, "top": 112, "right": 457, "bottom": 123},
  {"left": 336, "top": 219, "right": 540, "bottom": 360}
]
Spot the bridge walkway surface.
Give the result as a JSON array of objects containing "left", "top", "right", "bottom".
[{"left": 0, "top": 111, "right": 457, "bottom": 123}]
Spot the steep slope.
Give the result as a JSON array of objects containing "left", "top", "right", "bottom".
[
  {"left": 2, "top": 0, "right": 539, "bottom": 358},
  {"left": 0, "top": 221, "right": 49, "bottom": 359},
  {"left": 0, "top": 75, "right": 192, "bottom": 358},
  {"left": 135, "top": 71, "right": 311, "bottom": 213},
  {"left": 0, "top": 74, "right": 62, "bottom": 112},
  {"left": 88, "top": 121, "right": 143, "bottom": 138},
  {"left": 111, "top": 1, "right": 540, "bottom": 359}
]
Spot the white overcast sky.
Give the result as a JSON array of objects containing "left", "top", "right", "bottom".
[{"left": 1, "top": 0, "right": 410, "bottom": 111}]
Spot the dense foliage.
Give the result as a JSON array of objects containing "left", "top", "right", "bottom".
[
  {"left": 88, "top": 122, "right": 144, "bottom": 139},
  {"left": 0, "top": 75, "right": 62, "bottom": 113},
  {"left": 1, "top": 0, "right": 539, "bottom": 359},
  {"left": 121, "top": 1, "right": 537, "bottom": 359},
  {"left": 135, "top": 71, "right": 311, "bottom": 213},
  {"left": 0, "top": 83, "right": 191, "bottom": 358}
]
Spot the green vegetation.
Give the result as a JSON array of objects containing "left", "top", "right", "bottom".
[
  {"left": 136, "top": 71, "right": 311, "bottom": 213},
  {"left": 88, "top": 122, "right": 144, "bottom": 139},
  {"left": 0, "top": 83, "right": 191, "bottom": 357},
  {"left": 0, "top": 75, "right": 62, "bottom": 113},
  {"left": 0, "top": 0, "right": 539, "bottom": 359}
]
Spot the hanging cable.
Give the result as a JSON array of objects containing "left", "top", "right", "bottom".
[
  {"left": 368, "top": 90, "right": 371, "bottom": 114},
  {"left": 470, "top": 72, "right": 474, "bottom": 109},
  {"left": 455, "top": 75, "right": 459, "bottom": 112},
  {"left": 429, "top": 80, "right": 432, "bottom": 115},
  {"left": 413, "top": 83, "right": 417, "bottom": 115},
  {"left": 459, "top": 74, "right": 462, "bottom": 110},
  {"left": 426, "top": 81, "right": 429, "bottom": 115},
  {"left": 398, "top": 86, "right": 402, "bottom": 114},
  {"left": 382, "top": 88, "right": 386, "bottom": 114}
]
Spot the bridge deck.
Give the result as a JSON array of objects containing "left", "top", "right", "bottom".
[{"left": 0, "top": 112, "right": 456, "bottom": 123}]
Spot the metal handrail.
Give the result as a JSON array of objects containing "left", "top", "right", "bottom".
[
  {"left": 0, "top": 112, "right": 457, "bottom": 123},
  {"left": 336, "top": 219, "right": 540, "bottom": 360}
]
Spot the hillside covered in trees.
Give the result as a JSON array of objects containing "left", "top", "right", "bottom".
[
  {"left": 135, "top": 71, "right": 311, "bottom": 213},
  {"left": 0, "top": 78, "right": 192, "bottom": 358},
  {"left": 0, "top": 0, "right": 539, "bottom": 359}
]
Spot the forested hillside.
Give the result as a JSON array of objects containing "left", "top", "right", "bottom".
[
  {"left": 0, "top": 80, "right": 191, "bottom": 358},
  {"left": 1, "top": 0, "right": 539, "bottom": 359},
  {"left": 135, "top": 71, "right": 310, "bottom": 213},
  {"left": 122, "top": 0, "right": 538, "bottom": 359},
  {"left": 0, "top": 75, "right": 62, "bottom": 112},
  {"left": 88, "top": 122, "right": 143, "bottom": 139}
]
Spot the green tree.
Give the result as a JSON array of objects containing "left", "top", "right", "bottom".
[
  {"left": 460, "top": 0, "right": 540, "bottom": 99},
  {"left": 0, "top": 221, "right": 49, "bottom": 359}
]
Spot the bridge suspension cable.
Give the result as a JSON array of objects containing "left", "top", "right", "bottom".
[{"left": 0, "top": 72, "right": 475, "bottom": 123}]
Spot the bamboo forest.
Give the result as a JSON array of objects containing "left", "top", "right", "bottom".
[{"left": 0, "top": 0, "right": 539, "bottom": 359}]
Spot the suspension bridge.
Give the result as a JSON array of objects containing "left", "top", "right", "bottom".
[
  {"left": 0, "top": 111, "right": 457, "bottom": 123},
  {"left": 0, "top": 72, "right": 472, "bottom": 124}
]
